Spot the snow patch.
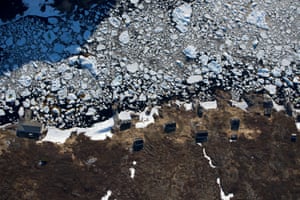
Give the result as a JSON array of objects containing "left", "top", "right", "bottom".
[
  {"left": 118, "top": 111, "right": 132, "bottom": 121},
  {"left": 230, "top": 100, "right": 248, "bottom": 112},
  {"left": 296, "top": 123, "right": 300, "bottom": 131},
  {"left": 184, "top": 103, "right": 193, "bottom": 111},
  {"left": 200, "top": 101, "right": 217, "bottom": 110},
  {"left": 216, "top": 178, "right": 234, "bottom": 200},
  {"left": 136, "top": 106, "right": 160, "bottom": 128},
  {"left": 42, "top": 118, "right": 114, "bottom": 143},
  {"left": 203, "top": 148, "right": 216, "bottom": 168},
  {"left": 129, "top": 167, "right": 135, "bottom": 179},
  {"left": 101, "top": 190, "right": 112, "bottom": 200},
  {"left": 272, "top": 101, "right": 285, "bottom": 112}
]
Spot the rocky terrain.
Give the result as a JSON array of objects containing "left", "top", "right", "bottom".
[
  {"left": 0, "top": 0, "right": 299, "bottom": 128},
  {"left": 0, "top": 92, "right": 299, "bottom": 200}
]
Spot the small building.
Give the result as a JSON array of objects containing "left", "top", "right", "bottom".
[
  {"left": 284, "top": 102, "right": 293, "bottom": 116},
  {"left": 197, "top": 106, "right": 203, "bottom": 118},
  {"left": 164, "top": 122, "right": 176, "bottom": 133},
  {"left": 291, "top": 134, "right": 297, "bottom": 142},
  {"left": 263, "top": 97, "right": 273, "bottom": 109},
  {"left": 264, "top": 107, "right": 272, "bottom": 117},
  {"left": 132, "top": 138, "right": 144, "bottom": 152},
  {"left": 195, "top": 131, "right": 208, "bottom": 143},
  {"left": 16, "top": 121, "right": 43, "bottom": 140},
  {"left": 119, "top": 120, "right": 132, "bottom": 131},
  {"left": 230, "top": 118, "right": 240, "bottom": 131}
]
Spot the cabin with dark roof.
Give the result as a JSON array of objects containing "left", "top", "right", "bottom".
[
  {"left": 119, "top": 120, "right": 132, "bottom": 131},
  {"left": 132, "top": 138, "right": 144, "bottom": 152},
  {"left": 197, "top": 106, "right": 203, "bottom": 118},
  {"left": 195, "top": 131, "right": 208, "bottom": 143},
  {"left": 263, "top": 95, "right": 273, "bottom": 108},
  {"left": 264, "top": 107, "right": 272, "bottom": 117},
  {"left": 230, "top": 118, "right": 240, "bottom": 131},
  {"left": 16, "top": 121, "right": 43, "bottom": 140},
  {"left": 164, "top": 122, "right": 176, "bottom": 133}
]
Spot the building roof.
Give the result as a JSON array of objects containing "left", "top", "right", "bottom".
[{"left": 17, "top": 121, "right": 42, "bottom": 133}]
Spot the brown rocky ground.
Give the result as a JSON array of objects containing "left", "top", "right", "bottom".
[{"left": 0, "top": 92, "right": 299, "bottom": 200}]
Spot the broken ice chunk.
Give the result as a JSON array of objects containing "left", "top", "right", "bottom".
[
  {"left": 187, "top": 75, "right": 203, "bottom": 84},
  {"left": 65, "top": 45, "right": 81, "bottom": 54},
  {"left": 53, "top": 43, "right": 65, "bottom": 53},
  {"left": 264, "top": 84, "right": 276, "bottom": 95},
  {"left": 71, "top": 21, "right": 81, "bottom": 33},
  {"left": 18, "top": 75, "right": 32, "bottom": 87},
  {"left": 51, "top": 79, "right": 61, "bottom": 92},
  {"left": 247, "top": 10, "right": 269, "bottom": 29},
  {"left": 257, "top": 68, "right": 270, "bottom": 78},
  {"left": 86, "top": 107, "right": 97, "bottom": 116},
  {"left": 119, "top": 30, "right": 130, "bottom": 44},
  {"left": 111, "top": 75, "right": 123, "bottom": 87},
  {"left": 126, "top": 62, "right": 139, "bottom": 73},
  {"left": 48, "top": 53, "right": 61, "bottom": 62},
  {"left": 83, "top": 30, "right": 91, "bottom": 40},
  {"left": 183, "top": 45, "right": 197, "bottom": 59},
  {"left": 5, "top": 89, "right": 16, "bottom": 103},
  {"left": 172, "top": 3, "right": 192, "bottom": 33},
  {"left": 6, "top": 37, "right": 13, "bottom": 46},
  {"left": 43, "top": 30, "right": 57, "bottom": 44},
  {"left": 16, "top": 37, "right": 26, "bottom": 46},
  {"left": 207, "top": 61, "right": 222, "bottom": 74},
  {"left": 0, "top": 109, "right": 5, "bottom": 116},
  {"left": 78, "top": 56, "right": 98, "bottom": 76},
  {"left": 109, "top": 17, "right": 121, "bottom": 28}
]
